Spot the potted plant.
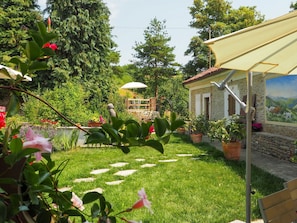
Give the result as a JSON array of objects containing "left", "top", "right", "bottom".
[
  {"left": 208, "top": 114, "right": 245, "bottom": 160},
  {"left": 189, "top": 114, "right": 209, "bottom": 143}
]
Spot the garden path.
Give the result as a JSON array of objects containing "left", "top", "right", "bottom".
[{"left": 69, "top": 153, "right": 264, "bottom": 223}]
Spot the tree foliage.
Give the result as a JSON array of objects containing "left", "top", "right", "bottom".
[
  {"left": 133, "top": 18, "right": 178, "bottom": 100},
  {"left": 183, "top": 0, "right": 265, "bottom": 78},
  {"left": 0, "top": 0, "right": 41, "bottom": 62},
  {"left": 34, "top": 0, "right": 115, "bottom": 104}
]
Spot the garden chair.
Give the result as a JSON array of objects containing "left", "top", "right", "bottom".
[{"left": 258, "top": 188, "right": 297, "bottom": 223}]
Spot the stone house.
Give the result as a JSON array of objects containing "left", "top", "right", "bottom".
[{"left": 183, "top": 67, "right": 297, "bottom": 161}]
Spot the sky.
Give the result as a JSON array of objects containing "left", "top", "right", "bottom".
[{"left": 37, "top": 0, "right": 294, "bottom": 65}]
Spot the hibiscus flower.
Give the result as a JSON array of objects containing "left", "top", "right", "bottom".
[
  {"left": 132, "top": 188, "right": 153, "bottom": 214},
  {"left": 23, "top": 128, "right": 52, "bottom": 161}
]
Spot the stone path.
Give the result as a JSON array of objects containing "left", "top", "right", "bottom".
[
  {"left": 72, "top": 156, "right": 193, "bottom": 191},
  {"left": 71, "top": 153, "right": 263, "bottom": 223}
]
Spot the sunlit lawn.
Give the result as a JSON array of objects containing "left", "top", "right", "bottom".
[{"left": 51, "top": 134, "right": 284, "bottom": 223}]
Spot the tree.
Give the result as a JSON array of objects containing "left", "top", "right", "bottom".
[
  {"left": 133, "top": 18, "right": 178, "bottom": 102},
  {"left": 290, "top": 1, "right": 297, "bottom": 10},
  {"left": 0, "top": 0, "right": 41, "bottom": 62},
  {"left": 37, "top": 0, "right": 115, "bottom": 105},
  {"left": 184, "top": 0, "right": 264, "bottom": 78}
]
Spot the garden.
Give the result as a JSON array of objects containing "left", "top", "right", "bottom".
[
  {"left": 0, "top": 19, "right": 285, "bottom": 223},
  {"left": 50, "top": 134, "right": 284, "bottom": 223}
]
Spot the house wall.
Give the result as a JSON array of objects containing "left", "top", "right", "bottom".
[{"left": 185, "top": 71, "right": 297, "bottom": 161}]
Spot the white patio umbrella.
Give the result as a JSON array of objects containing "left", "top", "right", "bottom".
[
  {"left": 204, "top": 10, "right": 297, "bottom": 223},
  {"left": 120, "top": 82, "right": 147, "bottom": 89},
  {"left": 0, "top": 64, "right": 32, "bottom": 81}
]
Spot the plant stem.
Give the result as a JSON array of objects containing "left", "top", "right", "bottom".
[{"left": 0, "top": 86, "right": 89, "bottom": 134}]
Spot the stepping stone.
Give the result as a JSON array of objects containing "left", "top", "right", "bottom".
[
  {"left": 110, "top": 162, "right": 129, "bottom": 167},
  {"left": 73, "top": 177, "right": 95, "bottom": 183},
  {"left": 114, "top": 169, "right": 137, "bottom": 177},
  {"left": 135, "top": 158, "right": 145, "bottom": 162},
  {"left": 141, "top": 163, "right": 156, "bottom": 168},
  {"left": 176, "top": 154, "right": 193, "bottom": 157},
  {"left": 58, "top": 187, "right": 72, "bottom": 192},
  {"left": 158, "top": 159, "right": 178, "bottom": 163},
  {"left": 90, "top": 168, "right": 110, "bottom": 175},
  {"left": 105, "top": 180, "right": 124, "bottom": 185},
  {"left": 84, "top": 187, "right": 104, "bottom": 194}
]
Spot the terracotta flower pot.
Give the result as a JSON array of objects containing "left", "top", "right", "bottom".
[
  {"left": 222, "top": 141, "right": 241, "bottom": 160},
  {"left": 190, "top": 133, "right": 203, "bottom": 143}
]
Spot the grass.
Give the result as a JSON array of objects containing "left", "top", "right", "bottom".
[{"left": 51, "top": 134, "right": 284, "bottom": 223}]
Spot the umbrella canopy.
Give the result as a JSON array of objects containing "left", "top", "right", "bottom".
[
  {"left": 205, "top": 10, "right": 297, "bottom": 75},
  {"left": 0, "top": 64, "right": 32, "bottom": 81},
  {"left": 120, "top": 82, "right": 147, "bottom": 89},
  {"left": 204, "top": 10, "right": 297, "bottom": 223}
]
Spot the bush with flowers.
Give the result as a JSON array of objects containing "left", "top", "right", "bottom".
[{"left": 0, "top": 21, "right": 184, "bottom": 223}]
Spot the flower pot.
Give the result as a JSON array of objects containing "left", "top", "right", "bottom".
[
  {"left": 88, "top": 121, "right": 102, "bottom": 127},
  {"left": 222, "top": 141, "right": 241, "bottom": 160},
  {"left": 190, "top": 133, "right": 203, "bottom": 143},
  {"left": 177, "top": 127, "right": 186, "bottom": 134}
]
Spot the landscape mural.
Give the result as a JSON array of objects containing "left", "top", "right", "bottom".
[{"left": 266, "top": 75, "right": 297, "bottom": 124}]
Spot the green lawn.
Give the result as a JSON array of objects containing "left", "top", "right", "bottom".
[{"left": 51, "top": 134, "right": 284, "bottom": 223}]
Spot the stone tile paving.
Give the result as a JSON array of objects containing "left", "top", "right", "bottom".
[
  {"left": 141, "top": 163, "right": 156, "bottom": 168},
  {"left": 105, "top": 180, "right": 124, "bottom": 185},
  {"left": 176, "top": 154, "right": 193, "bottom": 157},
  {"left": 114, "top": 169, "right": 137, "bottom": 177},
  {"left": 158, "top": 159, "right": 178, "bottom": 163},
  {"left": 90, "top": 168, "right": 110, "bottom": 175},
  {"left": 58, "top": 187, "right": 72, "bottom": 192},
  {"left": 135, "top": 158, "right": 145, "bottom": 162},
  {"left": 73, "top": 177, "right": 95, "bottom": 183},
  {"left": 84, "top": 187, "right": 104, "bottom": 194},
  {"left": 109, "top": 162, "right": 129, "bottom": 167}
]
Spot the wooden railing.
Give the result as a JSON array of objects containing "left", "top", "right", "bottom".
[{"left": 125, "top": 97, "right": 156, "bottom": 111}]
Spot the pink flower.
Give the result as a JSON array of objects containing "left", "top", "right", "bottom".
[
  {"left": 71, "top": 192, "right": 84, "bottom": 211},
  {"left": 99, "top": 115, "right": 105, "bottom": 124},
  {"left": 132, "top": 188, "right": 153, "bottom": 213},
  {"left": 23, "top": 128, "right": 52, "bottom": 161}
]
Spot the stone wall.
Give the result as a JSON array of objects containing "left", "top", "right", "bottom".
[{"left": 251, "top": 132, "right": 296, "bottom": 161}]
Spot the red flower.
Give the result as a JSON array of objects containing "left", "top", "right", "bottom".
[
  {"left": 42, "top": 42, "right": 58, "bottom": 51},
  {"left": 0, "top": 112, "right": 6, "bottom": 129}
]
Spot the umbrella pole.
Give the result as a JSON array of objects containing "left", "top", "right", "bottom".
[{"left": 245, "top": 71, "right": 253, "bottom": 223}]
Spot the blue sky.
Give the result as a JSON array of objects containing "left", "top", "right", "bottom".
[
  {"left": 266, "top": 75, "right": 297, "bottom": 98},
  {"left": 37, "top": 0, "right": 293, "bottom": 65}
]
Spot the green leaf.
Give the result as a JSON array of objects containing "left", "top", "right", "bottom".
[
  {"left": 91, "top": 203, "right": 100, "bottom": 218},
  {"left": 63, "top": 209, "right": 83, "bottom": 217},
  {"left": 86, "top": 131, "right": 109, "bottom": 144},
  {"left": 145, "top": 140, "right": 164, "bottom": 153},
  {"left": 171, "top": 119, "right": 185, "bottom": 132},
  {"left": 0, "top": 200, "right": 7, "bottom": 222},
  {"left": 154, "top": 118, "right": 168, "bottom": 137},
  {"left": 26, "top": 41, "right": 41, "bottom": 61},
  {"left": 9, "top": 138, "right": 23, "bottom": 153},
  {"left": 36, "top": 210, "right": 52, "bottom": 223},
  {"left": 161, "top": 134, "right": 171, "bottom": 144},
  {"left": 83, "top": 191, "right": 102, "bottom": 204},
  {"left": 29, "top": 61, "right": 48, "bottom": 71},
  {"left": 102, "top": 124, "right": 121, "bottom": 143},
  {"left": 37, "top": 172, "right": 51, "bottom": 184},
  {"left": 119, "top": 146, "right": 130, "bottom": 154},
  {"left": 170, "top": 112, "right": 177, "bottom": 123},
  {"left": 126, "top": 122, "right": 141, "bottom": 138},
  {"left": 7, "top": 93, "right": 20, "bottom": 117},
  {"left": 141, "top": 122, "right": 151, "bottom": 137}
]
